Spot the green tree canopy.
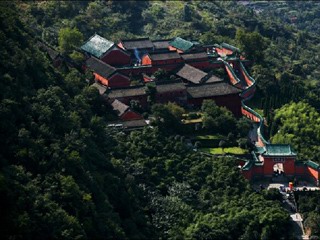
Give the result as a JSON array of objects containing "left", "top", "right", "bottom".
[
  {"left": 201, "top": 100, "right": 237, "bottom": 135},
  {"left": 58, "top": 27, "right": 83, "bottom": 53},
  {"left": 236, "top": 28, "right": 268, "bottom": 62},
  {"left": 271, "top": 101, "right": 320, "bottom": 161}
]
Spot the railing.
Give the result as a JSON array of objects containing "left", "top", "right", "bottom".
[
  {"left": 238, "top": 60, "right": 269, "bottom": 146},
  {"left": 224, "top": 59, "right": 269, "bottom": 147},
  {"left": 239, "top": 61, "right": 255, "bottom": 86},
  {"left": 222, "top": 59, "right": 242, "bottom": 86},
  {"left": 218, "top": 57, "right": 268, "bottom": 148},
  {"left": 241, "top": 100, "right": 269, "bottom": 146}
]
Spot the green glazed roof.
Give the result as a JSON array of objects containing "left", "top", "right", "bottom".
[
  {"left": 306, "top": 160, "right": 320, "bottom": 170},
  {"left": 81, "top": 34, "right": 114, "bottom": 58},
  {"left": 263, "top": 144, "right": 296, "bottom": 156},
  {"left": 242, "top": 159, "right": 254, "bottom": 171},
  {"left": 221, "top": 43, "right": 240, "bottom": 53},
  {"left": 169, "top": 37, "right": 194, "bottom": 52},
  {"left": 255, "top": 146, "right": 265, "bottom": 154}
]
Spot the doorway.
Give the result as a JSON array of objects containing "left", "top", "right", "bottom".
[{"left": 273, "top": 163, "right": 284, "bottom": 176}]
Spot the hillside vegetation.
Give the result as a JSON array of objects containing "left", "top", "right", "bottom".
[{"left": 1, "top": 1, "right": 320, "bottom": 239}]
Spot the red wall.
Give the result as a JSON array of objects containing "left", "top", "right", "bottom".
[
  {"left": 242, "top": 170, "right": 252, "bottom": 180},
  {"left": 295, "top": 165, "right": 306, "bottom": 175},
  {"left": 101, "top": 49, "right": 131, "bottom": 66},
  {"left": 186, "top": 60, "right": 210, "bottom": 70},
  {"left": 207, "top": 62, "right": 224, "bottom": 69},
  {"left": 155, "top": 90, "right": 187, "bottom": 105},
  {"left": 168, "top": 46, "right": 183, "bottom": 53},
  {"left": 120, "top": 110, "right": 143, "bottom": 121},
  {"left": 152, "top": 58, "right": 183, "bottom": 66},
  {"left": 118, "top": 66, "right": 154, "bottom": 76},
  {"left": 142, "top": 55, "right": 152, "bottom": 65},
  {"left": 225, "top": 64, "right": 239, "bottom": 85},
  {"left": 94, "top": 73, "right": 108, "bottom": 86},
  {"left": 108, "top": 73, "right": 130, "bottom": 88},
  {"left": 262, "top": 157, "right": 296, "bottom": 176},
  {"left": 307, "top": 167, "right": 319, "bottom": 180},
  {"left": 253, "top": 166, "right": 264, "bottom": 175},
  {"left": 241, "top": 108, "right": 260, "bottom": 123},
  {"left": 241, "top": 87, "right": 256, "bottom": 99},
  {"left": 215, "top": 48, "right": 233, "bottom": 56}
]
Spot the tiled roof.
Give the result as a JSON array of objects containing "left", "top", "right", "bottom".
[
  {"left": 306, "top": 160, "right": 320, "bottom": 170},
  {"left": 205, "top": 75, "right": 223, "bottom": 83},
  {"left": 169, "top": 37, "right": 194, "bottom": 52},
  {"left": 81, "top": 34, "right": 114, "bottom": 58},
  {"left": 123, "top": 119, "right": 147, "bottom": 128},
  {"left": 176, "top": 64, "right": 207, "bottom": 84},
  {"left": 120, "top": 38, "right": 154, "bottom": 50},
  {"left": 263, "top": 144, "right": 296, "bottom": 156},
  {"left": 149, "top": 51, "right": 181, "bottom": 61},
  {"left": 156, "top": 81, "right": 186, "bottom": 93},
  {"left": 187, "top": 82, "right": 242, "bottom": 98},
  {"left": 152, "top": 39, "right": 171, "bottom": 49},
  {"left": 92, "top": 82, "right": 107, "bottom": 95},
  {"left": 181, "top": 51, "right": 208, "bottom": 61},
  {"left": 111, "top": 99, "right": 129, "bottom": 116},
  {"left": 108, "top": 86, "right": 146, "bottom": 98},
  {"left": 85, "top": 57, "right": 116, "bottom": 78}
]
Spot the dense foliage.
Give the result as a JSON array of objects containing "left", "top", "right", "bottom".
[
  {"left": 17, "top": 1, "right": 320, "bottom": 109},
  {"left": 1, "top": 0, "right": 320, "bottom": 238},
  {"left": 296, "top": 191, "right": 320, "bottom": 238},
  {"left": 271, "top": 102, "right": 320, "bottom": 162},
  {"left": 0, "top": 4, "right": 151, "bottom": 239}
]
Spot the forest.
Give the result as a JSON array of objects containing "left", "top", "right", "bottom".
[{"left": 0, "top": 1, "right": 320, "bottom": 239}]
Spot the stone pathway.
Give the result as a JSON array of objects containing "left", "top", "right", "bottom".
[{"left": 290, "top": 213, "right": 309, "bottom": 240}]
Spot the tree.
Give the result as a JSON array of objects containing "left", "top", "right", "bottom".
[
  {"left": 166, "top": 102, "right": 185, "bottom": 120},
  {"left": 236, "top": 117, "right": 252, "bottom": 138},
  {"left": 271, "top": 101, "right": 320, "bottom": 161},
  {"left": 236, "top": 28, "right": 267, "bottom": 62},
  {"left": 58, "top": 27, "right": 83, "bottom": 54},
  {"left": 153, "top": 69, "right": 169, "bottom": 81},
  {"left": 201, "top": 100, "right": 237, "bottom": 134},
  {"left": 151, "top": 104, "right": 182, "bottom": 134},
  {"left": 183, "top": 4, "right": 192, "bottom": 22},
  {"left": 219, "top": 140, "right": 226, "bottom": 153}
]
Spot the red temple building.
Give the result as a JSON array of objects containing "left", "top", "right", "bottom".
[
  {"left": 241, "top": 144, "right": 320, "bottom": 185},
  {"left": 111, "top": 99, "right": 143, "bottom": 121},
  {"left": 81, "top": 34, "right": 248, "bottom": 116},
  {"left": 142, "top": 51, "right": 183, "bottom": 67},
  {"left": 107, "top": 86, "right": 148, "bottom": 110},
  {"left": 80, "top": 34, "right": 320, "bottom": 184},
  {"left": 176, "top": 64, "right": 208, "bottom": 84},
  {"left": 168, "top": 37, "right": 198, "bottom": 53},
  {"left": 155, "top": 81, "right": 187, "bottom": 105},
  {"left": 81, "top": 34, "right": 131, "bottom": 66},
  {"left": 118, "top": 38, "right": 154, "bottom": 53},
  {"left": 186, "top": 82, "right": 242, "bottom": 117},
  {"left": 85, "top": 57, "right": 130, "bottom": 88}
]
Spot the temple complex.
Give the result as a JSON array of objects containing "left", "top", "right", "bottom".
[{"left": 80, "top": 34, "right": 319, "bottom": 185}]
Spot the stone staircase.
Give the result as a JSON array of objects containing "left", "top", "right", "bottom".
[{"left": 281, "top": 190, "right": 309, "bottom": 239}]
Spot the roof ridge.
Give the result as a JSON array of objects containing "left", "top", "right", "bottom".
[
  {"left": 121, "top": 37, "right": 150, "bottom": 42},
  {"left": 88, "top": 57, "right": 116, "bottom": 70}
]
